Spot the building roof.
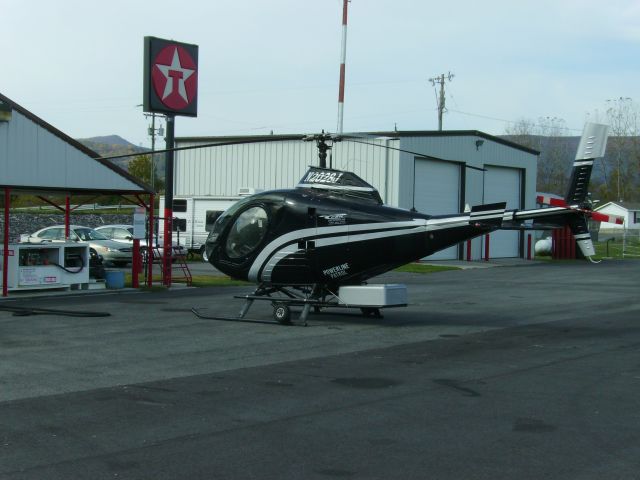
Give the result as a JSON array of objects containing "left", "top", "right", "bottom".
[
  {"left": 0, "top": 92, "right": 152, "bottom": 195},
  {"left": 596, "top": 201, "right": 640, "bottom": 212}
]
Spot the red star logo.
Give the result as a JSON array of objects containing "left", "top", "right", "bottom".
[{"left": 151, "top": 45, "right": 197, "bottom": 110}]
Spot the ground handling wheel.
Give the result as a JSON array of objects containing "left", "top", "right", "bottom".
[
  {"left": 360, "top": 307, "right": 382, "bottom": 318},
  {"left": 273, "top": 303, "right": 292, "bottom": 325}
]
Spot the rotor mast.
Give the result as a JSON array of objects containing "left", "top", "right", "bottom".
[{"left": 303, "top": 131, "right": 333, "bottom": 169}]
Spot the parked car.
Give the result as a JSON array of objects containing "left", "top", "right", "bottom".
[
  {"left": 94, "top": 224, "right": 187, "bottom": 261},
  {"left": 29, "top": 225, "right": 132, "bottom": 267}
]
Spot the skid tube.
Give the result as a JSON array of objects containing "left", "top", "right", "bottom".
[
  {"left": 190, "top": 284, "right": 327, "bottom": 326},
  {"left": 235, "top": 283, "right": 387, "bottom": 325},
  {"left": 192, "top": 283, "right": 388, "bottom": 326}
]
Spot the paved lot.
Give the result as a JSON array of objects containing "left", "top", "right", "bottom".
[{"left": 1, "top": 260, "right": 639, "bottom": 479}]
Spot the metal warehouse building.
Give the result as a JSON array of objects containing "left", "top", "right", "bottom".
[{"left": 172, "top": 131, "right": 538, "bottom": 260}]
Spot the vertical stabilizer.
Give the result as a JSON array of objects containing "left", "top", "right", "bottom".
[
  {"left": 565, "top": 123, "right": 609, "bottom": 204},
  {"left": 568, "top": 217, "right": 596, "bottom": 257}
]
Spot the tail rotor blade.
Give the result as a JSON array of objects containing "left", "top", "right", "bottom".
[{"left": 589, "top": 211, "right": 624, "bottom": 225}]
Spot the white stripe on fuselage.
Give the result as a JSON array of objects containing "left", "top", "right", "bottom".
[
  {"left": 512, "top": 206, "right": 568, "bottom": 219},
  {"left": 249, "top": 214, "right": 490, "bottom": 282},
  {"left": 248, "top": 219, "right": 427, "bottom": 282}
]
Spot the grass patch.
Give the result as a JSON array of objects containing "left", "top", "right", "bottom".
[
  {"left": 124, "top": 273, "right": 250, "bottom": 288},
  {"left": 122, "top": 264, "right": 456, "bottom": 289},
  {"left": 394, "top": 263, "right": 460, "bottom": 274},
  {"left": 188, "top": 275, "right": 250, "bottom": 287}
]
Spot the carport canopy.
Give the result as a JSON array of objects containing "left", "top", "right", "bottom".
[{"left": 0, "top": 92, "right": 156, "bottom": 295}]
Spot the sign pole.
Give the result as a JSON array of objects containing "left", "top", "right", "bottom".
[
  {"left": 163, "top": 114, "right": 175, "bottom": 287},
  {"left": 143, "top": 36, "right": 198, "bottom": 288}
]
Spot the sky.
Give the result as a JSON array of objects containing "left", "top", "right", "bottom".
[{"left": 2, "top": 0, "right": 639, "bottom": 148}]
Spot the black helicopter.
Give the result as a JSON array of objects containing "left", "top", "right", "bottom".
[{"left": 200, "top": 124, "right": 623, "bottom": 324}]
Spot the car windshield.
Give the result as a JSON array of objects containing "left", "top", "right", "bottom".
[{"left": 74, "top": 227, "right": 109, "bottom": 241}]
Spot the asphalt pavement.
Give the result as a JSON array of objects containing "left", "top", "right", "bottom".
[{"left": 1, "top": 260, "right": 639, "bottom": 479}]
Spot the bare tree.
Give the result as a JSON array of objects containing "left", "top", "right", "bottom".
[
  {"left": 536, "top": 117, "right": 572, "bottom": 194},
  {"left": 504, "top": 116, "right": 571, "bottom": 195},
  {"left": 504, "top": 118, "right": 538, "bottom": 150},
  {"left": 605, "top": 97, "right": 640, "bottom": 202}
]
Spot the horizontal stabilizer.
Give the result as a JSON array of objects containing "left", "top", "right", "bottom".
[{"left": 469, "top": 202, "right": 506, "bottom": 227}]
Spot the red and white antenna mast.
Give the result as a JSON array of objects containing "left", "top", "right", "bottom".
[{"left": 337, "top": 0, "right": 349, "bottom": 135}]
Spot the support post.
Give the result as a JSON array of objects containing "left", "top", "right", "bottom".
[
  {"left": 3, "top": 188, "right": 10, "bottom": 297},
  {"left": 65, "top": 196, "right": 70, "bottom": 240},
  {"left": 148, "top": 194, "right": 155, "bottom": 287},
  {"left": 132, "top": 238, "right": 140, "bottom": 288},
  {"left": 163, "top": 115, "right": 175, "bottom": 287},
  {"left": 466, "top": 239, "right": 472, "bottom": 261},
  {"left": 484, "top": 233, "right": 490, "bottom": 261},
  {"left": 527, "top": 234, "right": 532, "bottom": 260}
]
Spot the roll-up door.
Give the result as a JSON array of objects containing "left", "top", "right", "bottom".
[
  {"left": 414, "top": 158, "right": 461, "bottom": 260},
  {"left": 484, "top": 166, "right": 521, "bottom": 257}
]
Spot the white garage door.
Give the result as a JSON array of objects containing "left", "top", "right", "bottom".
[
  {"left": 414, "top": 158, "right": 461, "bottom": 260},
  {"left": 484, "top": 166, "right": 521, "bottom": 257}
]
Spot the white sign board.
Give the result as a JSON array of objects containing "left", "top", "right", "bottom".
[{"left": 133, "top": 207, "right": 146, "bottom": 240}]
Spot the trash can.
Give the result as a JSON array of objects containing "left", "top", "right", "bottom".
[{"left": 104, "top": 270, "right": 125, "bottom": 289}]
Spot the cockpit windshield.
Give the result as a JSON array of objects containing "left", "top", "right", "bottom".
[{"left": 224, "top": 206, "right": 269, "bottom": 259}]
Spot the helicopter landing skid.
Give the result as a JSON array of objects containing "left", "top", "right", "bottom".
[
  {"left": 192, "top": 284, "right": 399, "bottom": 326},
  {"left": 190, "top": 308, "right": 302, "bottom": 326},
  {"left": 231, "top": 284, "right": 390, "bottom": 326}
]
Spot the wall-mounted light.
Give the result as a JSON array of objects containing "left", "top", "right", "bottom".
[
  {"left": 475, "top": 139, "right": 484, "bottom": 150},
  {"left": 0, "top": 100, "right": 12, "bottom": 122}
]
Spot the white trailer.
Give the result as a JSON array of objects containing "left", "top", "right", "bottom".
[{"left": 159, "top": 191, "right": 261, "bottom": 257}]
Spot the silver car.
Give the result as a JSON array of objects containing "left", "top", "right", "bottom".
[
  {"left": 30, "top": 225, "right": 132, "bottom": 267},
  {"left": 94, "top": 224, "right": 187, "bottom": 261}
]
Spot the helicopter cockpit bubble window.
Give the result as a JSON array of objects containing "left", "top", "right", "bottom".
[{"left": 225, "top": 206, "right": 269, "bottom": 259}]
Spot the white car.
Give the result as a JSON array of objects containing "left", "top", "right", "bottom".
[
  {"left": 30, "top": 225, "right": 133, "bottom": 267},
  {"left": 94, "top": 224, "right": 187, "bottom": 261}
]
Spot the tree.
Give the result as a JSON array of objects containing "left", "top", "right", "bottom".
[
  {"left": 504, "top": 116, "right": 571, "bottom": 195},
  {"left": 128, "top": 154, "right": 164, "bottom": 193},
  {"left": 504, "top": 118, "right": 538, "bottom": 150},
  {"left": 604, "top": 97, "right": 640, "bottom": 203}
]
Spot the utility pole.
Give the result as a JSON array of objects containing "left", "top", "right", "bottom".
[
  {"left": 336, "top": 0, "right": 349, "bottom": 135},
  {"left": 429, "top": 72, "right": 454, "bottom": 131}
]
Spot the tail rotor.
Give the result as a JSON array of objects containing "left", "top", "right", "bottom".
[{"left": 534, "top": 122, "right": 625, "bottom": 259}]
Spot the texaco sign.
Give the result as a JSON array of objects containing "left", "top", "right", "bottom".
[{"left": 143, "top": 37, "right": 198, "bottom": 116}]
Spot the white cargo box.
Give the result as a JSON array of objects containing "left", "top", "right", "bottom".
[{"left": 338, "top": 284, "right": 407, "bottom": 307}]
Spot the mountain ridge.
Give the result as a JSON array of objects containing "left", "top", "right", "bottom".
[{"left": 77, "top": 135, "right": 149, "bottom": 169}]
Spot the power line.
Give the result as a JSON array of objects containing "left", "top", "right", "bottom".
[{"left": 448, "top": 108, "right": 584, "bottom": 133}]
